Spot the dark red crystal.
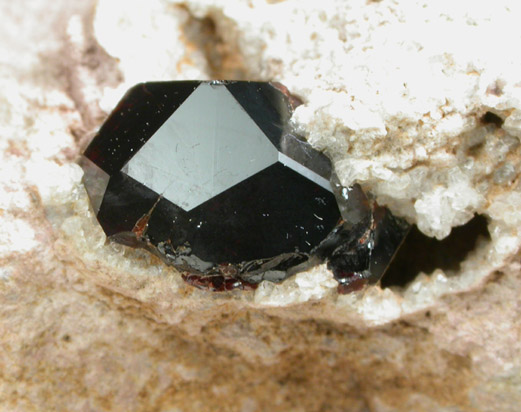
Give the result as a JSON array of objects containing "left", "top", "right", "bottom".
[{"left": 81, "top": 81, "right": 409, "bottom": 292}]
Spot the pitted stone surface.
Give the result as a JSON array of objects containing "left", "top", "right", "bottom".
[{"left": 1, "top": 0, "right": 521, "bottom": 411}]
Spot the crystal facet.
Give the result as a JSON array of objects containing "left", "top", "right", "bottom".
[{"left": 81, "top": 81, "right": 409, "bottom": 292}]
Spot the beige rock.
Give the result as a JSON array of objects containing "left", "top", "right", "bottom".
[{"left": 1, "top": 0, "right": 521, "bottom": 411}]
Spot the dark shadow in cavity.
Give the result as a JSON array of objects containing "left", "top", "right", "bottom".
[
  {"left": 481, "top": 111, "right": 504, "bottom": 127},
  {"left": 381, "top": 214, "right": 490, "bottom": 288}
]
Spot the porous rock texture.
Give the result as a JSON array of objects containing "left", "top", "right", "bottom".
[{"left": 1, "top": 0, "right": 521, "bottom": 411}]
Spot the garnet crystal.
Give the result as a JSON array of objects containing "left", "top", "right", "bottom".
[{"left": 81, "top": 81, "right": 408, "bottom": 292}]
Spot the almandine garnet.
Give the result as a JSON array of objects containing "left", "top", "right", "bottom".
[{"left": 81, "top": 81, "right": 409, "bottom": 292}]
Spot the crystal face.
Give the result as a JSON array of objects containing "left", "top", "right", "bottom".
[{"left": 82, "top": 81, "right": 409, "bottom": 292}]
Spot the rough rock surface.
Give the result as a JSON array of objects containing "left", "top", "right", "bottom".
[{"left": 1, "top": 0, "right": 521, "bottom": 411}]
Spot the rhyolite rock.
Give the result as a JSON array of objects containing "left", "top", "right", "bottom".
[{"left": 1, "top": 0, "right": 521, "bottom": 411}]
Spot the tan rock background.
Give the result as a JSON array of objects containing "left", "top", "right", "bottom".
[{"left": 1, "top": 0, "right": 521, "bottom": 411}]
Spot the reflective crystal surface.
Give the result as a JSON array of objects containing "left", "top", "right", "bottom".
[{"left": 82, "top": 81, "right": 409, "bottom": 292}]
